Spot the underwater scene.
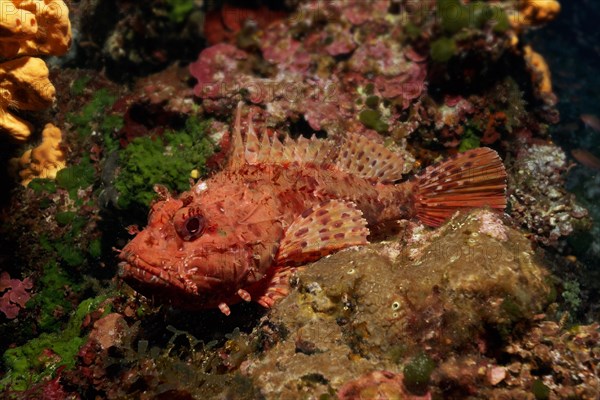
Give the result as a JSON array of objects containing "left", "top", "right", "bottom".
[{"left": 0, "top": 0, "right": 599, "bottom": 398}]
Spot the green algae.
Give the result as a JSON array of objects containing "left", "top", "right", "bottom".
[
  {"left": 114, "top": 115, "right": 214, "bottom": 210},
  {"left": 438, "top": 0, "right": 470, "bottom": 34},
  {"left": 41, "top": 205, "right": 95, "bottom": 269},
  {"left": 27, "top": 178, "right": 57, "bottom": 194},
  {"left": 405, "top": 21, "right": 422, "bottom": 40},
  {"left": 66, "top": 87, "right": 123, "bottom": 152},
  {"left": 470, "top": 1, "right": 493, "bottom": 28},
  {"left": 100, "top": 114, "right": 124, "bottom": 152},
  {"left": 55, "top": 242, "right": 86, "bottom": 267},
  {"left": 67, "top": 88, "right": 117, "bottom": 135},
  {"left": 359, "top": 109, "right": 389, "bottom": 133},
  {"left": 430, "top": 37, "right": 457, "bottom": 63},
  {"left": 365, "top": 95, "right": 380, "bottom": 109},
  {"left": 55, "top": 211, "right": 77, "bottom": 226},
  {"left": 501, "top": 296, "right": 525, "bottom": 322},
  {"left": 70, "top": 76, "right": 91, "bottom": 96},
  {"left": 458, "top": 126, "right": 481, "bottom": 152},
  {"left": 27, "top": 261, "right": 81, "bottom": 333},
  {"left": 491, "top": 8, "right": 510, "bottom": 33},
  {"left": 55, "top": 157, "right": 96, "bottom": 200},
  {"left": 166, "top": 0, "right": 195, "bottom": 24},
  {"left": 88, "top": 238, "right": 102, "bottom": 259},
  {"left": 532, "top": 379, "right": 550, "bottom": 400},
  {"left": 1, "top": 295, "right": 108, "bottom": 391},
  {"left": 437, "top": 0, "right": 509, "bottom": 33},
  {"left": 403, "top": 352, "right": 435, "bottom": 394}
]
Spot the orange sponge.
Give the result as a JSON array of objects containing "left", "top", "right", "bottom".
[
  {"left": 0, "top": 0, "right": 72, "bottom": 58},
  {"left": 0, "top": 56, "right": 54, "bottom": 141},
  {"left": 10, "top": 123, "right": 67, "bottom": 185},
  {"left": 0, "top": 0, "right": 71, "bottom": 142},
  {"left": 524, "top": 45, "right": 553, "bottom": 96},
  {"left": 510, "top": 0, "right": 560, "bottom": 29}
]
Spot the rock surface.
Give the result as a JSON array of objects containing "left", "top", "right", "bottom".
[{"left": 244, "top": 209, "right": 551, "bottom": 398}]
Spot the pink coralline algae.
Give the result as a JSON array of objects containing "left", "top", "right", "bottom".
[
  {"left": 337, "top": 370, "right": 431, "bottom": 400},
  {"left": 339, "top": 0, "right": 391, "bottom": 26},
  {"left": 189, "top": 1, "right": 428, "bottom": 133},
  {"left": 475, "top": 209, "right": 509, "bottom": 242},
  {"left": 189, "top": 43, "right": 248, "bottom": 99},
  {"left": 324, "top": 28, "right": 357, "bottom": 56},
  {"left": 0, "top": 272, "right": 33, "bottom": 319},
  {"left": 260, "top": 26, "right": 312, "bottom": 74}
]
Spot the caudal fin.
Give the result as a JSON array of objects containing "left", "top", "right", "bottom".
[{"left": 414, "top": 147, "right": 507, "bottom": 227}]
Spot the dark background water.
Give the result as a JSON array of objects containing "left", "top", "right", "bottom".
[{"left": 530, "top": 0, "right": 600, "bottom": 150}]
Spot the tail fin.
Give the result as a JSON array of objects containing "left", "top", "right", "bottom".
[{"left": 414, "top": 147, "right": 507, "bottom": 227}]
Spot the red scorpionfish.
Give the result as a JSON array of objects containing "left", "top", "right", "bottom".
[{"left": 119, "top": 104, "right": 507, "bottom": 315}]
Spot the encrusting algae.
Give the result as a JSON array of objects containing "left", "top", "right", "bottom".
[{"left": 119, "top": 103, "right": 507, "bottom": 316}]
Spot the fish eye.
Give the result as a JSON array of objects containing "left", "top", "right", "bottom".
[
  {"left": 186, "top": 217, "right": 201, "bottom": 234},
  {"left": 174, "top": 207, "right": 206, "bottom": 241}
]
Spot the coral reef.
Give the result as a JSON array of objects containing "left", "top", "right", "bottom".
[
  {"left": 10, "top": 123, "right": 67, "bottom": 185},
  {"left": 0, "top": 0, "right": 71, "bottom": 141},
  {"left": 2, "top": 0, "right": 599, "bottom": 398}
]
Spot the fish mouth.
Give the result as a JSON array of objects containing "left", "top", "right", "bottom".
[
  {"left": 118, "top": 251, "right": 228, "bottom": 310},
  {"left": 118, "top": 251, "right": 191, "bottom": 293}
]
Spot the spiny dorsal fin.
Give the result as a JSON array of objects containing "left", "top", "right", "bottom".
[
  {"left": 228, "top": 102, "right": 247, "bottom": 170},
  {"left": 334, "top": 133, "right": 405, "bottom": 182},
  {"left": 229, "top": 104, "right": 405, "bottom": 183},
  {"left": 414, "top": 147, "right": 507, "bottom": 227},
  {"left": 228, "top": 103, "right": 334, "bottom": 169},
  {"left": 244, "top": 109, "right": 260, "bottom": 164}
]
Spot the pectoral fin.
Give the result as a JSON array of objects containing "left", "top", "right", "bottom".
[
  {"left": 276, "top": 199, "right": 370, "bottom": 266},
  {"left": 256, "top": 266, "right": 296, "bottom": 308}
]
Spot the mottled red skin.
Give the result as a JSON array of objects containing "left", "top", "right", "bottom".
[{"left": 119, "top": 161, "right": 414, "bottom": 311}]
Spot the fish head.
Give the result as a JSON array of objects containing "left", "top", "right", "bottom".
[{"left": 118, "top": 180, "right": 283, "bottom": 310}]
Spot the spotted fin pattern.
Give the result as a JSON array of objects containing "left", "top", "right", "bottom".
[
  {"left": 414, "top": 147, "right": 507, "bottom": 227},
  {"left": 277, "top": 199, "right": 370, "bottom": 266},
  {"left": 334, "top": 133, "right": 405, "bottom": 182},
  {"left": 229, "top": 103, "right": 405, "bottom": 183}
]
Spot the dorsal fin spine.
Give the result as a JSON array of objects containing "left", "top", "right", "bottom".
[{"left": 229, "top": 104, "right": 406, "bottom": 183}]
